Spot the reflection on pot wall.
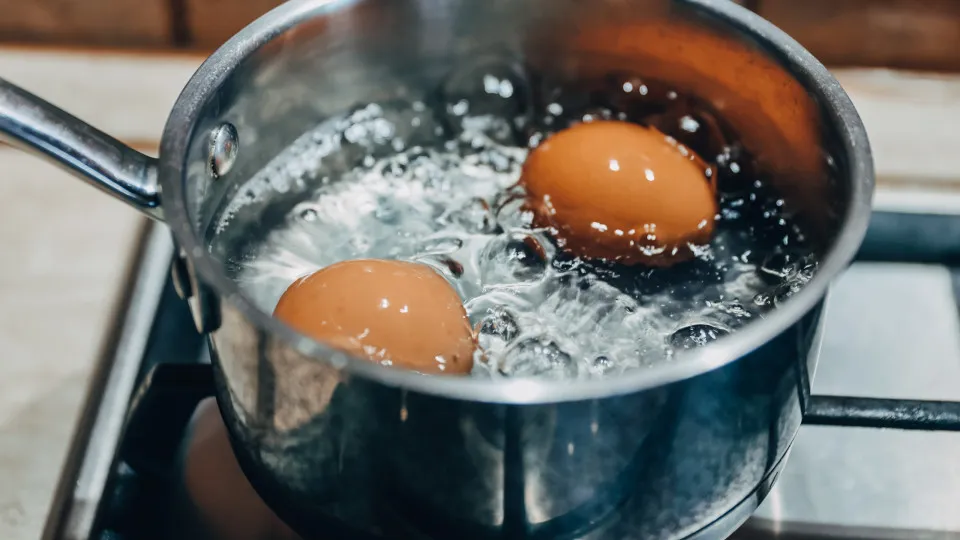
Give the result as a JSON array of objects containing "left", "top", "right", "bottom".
[
  {"left": 380, "top": 387, "right": 671, "bottom": 538},
  {"left": 207, "top": 296, "right": 824, "bottom": 539}
]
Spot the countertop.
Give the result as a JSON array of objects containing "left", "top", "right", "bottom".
[
  {"left": 1, "top": 47, "right": 959, "bottom": 540},
  {"left": 0, "top": 47, "right": 200, "bottom": 539}
]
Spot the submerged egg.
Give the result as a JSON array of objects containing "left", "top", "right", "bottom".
[
  {"left": 521, "top": 120, "right": 717, "bottom": 266},
  {"left": 274, "top": 259, "right": 475, "bottom": 374}
]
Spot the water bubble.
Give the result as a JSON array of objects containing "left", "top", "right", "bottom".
[
  {"left": 361, "top": 100, "right": 448, "bottom": 154},
  {"left": 460, "top": 117, "right": 515, "bottom": 149},
  {"left": 669, "top": 323, "right": 730, "bottom": 350},
  {"left": 528, "top": 131, "right": 545, "bottom": 148},
  {"left": 713, "top": 144, "right": 756, "bottom": 191},
  {"left": 499, "top": 337, "right": 578, "bottom": 379},
  {"left": 759, "top": 251, "right": 799, "bottom": 282},
  {"left": 449, "top": 99, "right": 470, "bottom": 117},
  {"left": 381, "top": 156, "right": 410, "bottom": 178},
  {"left": 440, "top": 56, "right": 531, "bottom": 142},
  {"left": 720, "top": 206, "right": 742, "bottom": 221},
  {"left": 479, "top": 307, "right": 520, "bottom": 341},
  {"left": 480, "top": 233, "right": 549, "bottom": 286},
  {"left": 342, "top": 106, "right": 395, "bottom": 148},
  {"left": 773, "top": 280, "right": 804, "bottom": 307},
  {"left": 463, "top": 145, "right": 522, "bottom": 174},
  {"left": 299, "top": 207, "right": 319, "bottom": 222},
  {"left": 408, "top": 151, "right": 454, "bottom": 190},
  {"left": 679, "top": 115, "right": 700, "bottom": 133},
  {"left": 446, "top": 197, "right": 500, "bottom": 234},
  {"left": 476, "top": 306, "right": 521, "bottom": 356},
  {"left": 591, "top": 355, "right": 615, "bottom": 375},
  {"left": 797, "top": 256, "right": 818, "bottom": 282},
  {"left": 649, "top": 107, "right": 731, "bottom": 163},
  {"left": 349, "top": 236, "right": 372, "bottom": 254},
  {"left": 492, "top": 188, "right": 533, "bottom": 230},
  {"left": 374, "top": 199, "right": 400, "bottom": 224},
  {"left": 581, "top": 108, "right": 614, "bottom": 123},
  {"left": 416, "top": 235, "right": 464, "bottom": 255},
  {"left": 716, "top": 300, "right": 754, "bottom": 321}
]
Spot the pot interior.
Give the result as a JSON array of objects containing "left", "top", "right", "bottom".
[{"left": 172, "top": 0, "right": 861, "bottom": 384}]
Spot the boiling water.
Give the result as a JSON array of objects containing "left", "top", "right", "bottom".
[{"left": 223, "top": 68, "right": 817, "bottom": 380}]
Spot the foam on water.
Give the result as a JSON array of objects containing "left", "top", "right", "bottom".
[{"left": 223, "top": 68, "right": 817, "bottom": 380}]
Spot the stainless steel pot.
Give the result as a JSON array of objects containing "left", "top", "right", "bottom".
[{"left": 0, "top": 0, "right": 880, "bottom": 538}]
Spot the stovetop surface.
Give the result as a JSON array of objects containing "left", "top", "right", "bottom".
[
  {"left": 748, "top": 262, "right": 960, "bottom": 538},
  {"left": 41, "top": 212, "right": 960, "bottom": 540}
]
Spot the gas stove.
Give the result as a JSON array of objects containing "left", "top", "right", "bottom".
[{"left": 40, "top": 208, "right": 960, "bottom": 540}]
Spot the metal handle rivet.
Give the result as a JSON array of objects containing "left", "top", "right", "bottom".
[{"left": 209, "top": 122, "right": 239, "bottom": 179}]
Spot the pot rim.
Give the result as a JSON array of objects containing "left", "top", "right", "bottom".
[{"left": 159, "top": 0, "right": 874, "bottom": 404}]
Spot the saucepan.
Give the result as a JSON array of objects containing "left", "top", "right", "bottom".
[{"left": 4, "top": 0, "right": 958, "bottom": 539}]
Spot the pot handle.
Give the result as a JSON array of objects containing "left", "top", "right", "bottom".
[{"left": 0, "top": 77, "right": 163, "bottom": 220}]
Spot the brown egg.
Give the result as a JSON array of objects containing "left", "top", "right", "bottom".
[
  {"left": 521, "top": 120, "right": 717, "bottom": 266},
  {"left": 274, "top": 259, "right": 475, "bottom": 374},
  {"left": 529, "top": 15, "right": 829, "bottom": 242}
]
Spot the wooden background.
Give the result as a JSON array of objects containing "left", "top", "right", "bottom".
[
  {"left": 0, "top": 0, "right": 959, "bottom": 71},
  {"left": 0, "top": 0, "right": 286, "bottom": 50}
]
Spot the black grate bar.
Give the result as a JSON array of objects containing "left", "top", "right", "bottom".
[
  {"left": 805, "top": 395, "right": 960, "bottom": 431},
  {"left": 856, "top": 211, "right": 960, "bottom": 265}
]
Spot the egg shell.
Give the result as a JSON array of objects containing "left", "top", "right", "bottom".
[
  {"left": 521, "top": 120, "right": 717, "bottom": 266},
  {"left": 273, "top": 259, "right": 475, "bottom": 374}
]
